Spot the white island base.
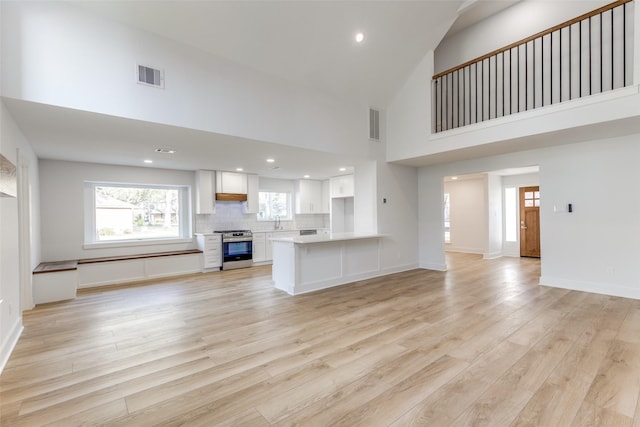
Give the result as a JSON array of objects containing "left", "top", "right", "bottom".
[{"left": 271, "top": 233, "right": 385, "bottom": 295}]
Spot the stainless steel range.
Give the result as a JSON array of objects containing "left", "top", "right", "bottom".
[{"left": 216, "top": 230, "right": 253, "bottom": 270}]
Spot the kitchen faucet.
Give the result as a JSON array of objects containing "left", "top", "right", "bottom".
[{"left": 274, "top": 215, "right": 281, "bottom": 230}]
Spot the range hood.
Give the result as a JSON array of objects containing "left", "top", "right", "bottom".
[{"left": 215, "top": 193, "right": 247, "bottom": 202}]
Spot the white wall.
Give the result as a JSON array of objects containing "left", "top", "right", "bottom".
[
  {"left": 354, "top": 161, "right": 377, "bottom": 234},
  {"left": 485, "top": 173, "right": 503, "bottom": 259},
  {"left": 1, "top": 1, "right": 371, "bottom": 160},
  {"left": 376, "top": 162, "right": 419, "bottom": 272},
  {"left": 436, "top": 0, "right": 614, "bottom": 73},
  {"left": 39, "top": 160, "right": 196, "bottom": 262},
  {"left": 444, "top": 177, "right": 487, "bottom": 254},
  {"left": 539, "top": 137, "right": 640, "bottom": 299},
  {"left": 387, "top": 51, "right": 434, "bottom": 162},
  {"left": 387, "top": 0, "right": 640, "bottom": 165},
  {"left": 419, "top": 134, "right": 640, "bottom": 300},
  {"left": 0, "top": 101, "right": 40, "bottom": 373}
]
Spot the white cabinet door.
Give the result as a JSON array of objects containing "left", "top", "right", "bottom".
[
  {"left": 196, "top": 234, "right": 222, "bottom": 269},
  {"left": 195, "top": 170, "right": 215, "bottom": 214},
  {"left": 216, "top": 171, "right": 247, "bottom": 194},
  {"left": 252, "top": 232, "right": 266, "bottom": 263},
  {"left": 266, "top": 231, "right": 297, "bottom": 261},
  {"left": 243, "top": 174, "right": 259, "bottom": 214},
  {"left": 321, "top": 180, "right": 330, "bottom": 213},
  {"left": 265, "top": 231, "right": 300, "bottom": 261},
  {"left": 330, "top": 174, "right": 354, "bottom": 198},
  {"left": 295, "top": 179, "right": 323, "bottom": 214},
  {"left": 265, "top": 232, "right": 274, "bottom": 261}
]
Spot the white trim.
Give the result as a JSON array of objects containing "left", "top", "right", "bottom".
[
  {"left": 17, "top": 152, "right": 34, "bottom": 310},
  {"left": 429, "top": 85, "right": 640, "bottom": 141},
  {"left": 0, "top": 316, "right": 23, "bottom": 375},
  {"left": 284, "top": 264, "right": 419, "bottom": 296},
  {"left": 540, "top": 276, "right": 640, "bottom": 301},
  {"left": 483, "top": 252, "right": 502, "bottom": 260},
  {"left": 84, "top": 181, "right": 192, "bottom": 245},
  {"left": 634, "top": 0, "right": 640, "bottom": 85},
  {"left": 421, "top": 262, "right": 447, "bottom": 271},
  {"left": 83, "top": 237, "right": 193, "bottom": 250},
  {"left": 445, "top": 247, "right": 484, "bottom": 254}
]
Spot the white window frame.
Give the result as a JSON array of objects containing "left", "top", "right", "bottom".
[
  {"left": 257, "top": 190, "right": 292, "bottom": 221},
  {"left": 84, "top": 181, "right": 192, "bottom": 249}
]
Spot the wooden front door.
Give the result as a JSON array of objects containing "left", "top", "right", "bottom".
[{"left": 519, "top": 186, "right": 540, "bottom": 258}]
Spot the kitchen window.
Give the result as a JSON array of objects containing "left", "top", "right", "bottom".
[
  {"left": 84, "top": 182, "right": 191, "bottom": 247},
  {"left": 257, "top": 191, "right": 291, "bottom": 221}
]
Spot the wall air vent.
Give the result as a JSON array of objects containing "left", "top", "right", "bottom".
[
  {"left": 137, "top": 64, "right": 164, "bottom": 88},
  {"left": 369, "top": 107, "right": 380, "bottom": 141}
]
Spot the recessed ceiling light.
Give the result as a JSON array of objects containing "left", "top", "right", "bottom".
[
  {"left": 303, "top": 175, "right": 310, "bottom": 178},
  {"left": 355, "top": 32, "right": 365, "bottom": 43},
  {"left": 143, "top": 159, "right": 153, "bottom": 164},
  {"left": 266, "top": 158, "right": 275, "bottom": 163},
  {"left": 451, "top": 176, "right": 458, "bottom": 180},
  {"left": 339, "top": 167, "right": 347, "bottom": 172},
  {"left": 236, "top": 168, "right": 243, "bottom": 172},
  {"left": 154, "top": 148, "right": 176, "bottom": 154}
]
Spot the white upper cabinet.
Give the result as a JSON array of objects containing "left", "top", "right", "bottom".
[
  {"left": 243, "top": 174, "right": 259, "bottom": 214},
  {"left": 216, "top": 171, "right": 247, "bottom": 194},
  {"left": 195, "top": 170, "right": 215, "bottom": 214},
  {"left": 296, "top": 179, "right": 324, "bottom": 214},
  {"left": 321, "top": 180, "right": 330, "bottom": 213},
  {"left": 330, "top": 174, "right": 354, "bottom": 198}
]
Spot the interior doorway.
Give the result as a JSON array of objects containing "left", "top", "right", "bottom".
[
  {"left": 519, "top": 186, "right": 540, "bottom": 258},
  {"left": 443, "top": 167, "right": 540, "bottom": 260}
]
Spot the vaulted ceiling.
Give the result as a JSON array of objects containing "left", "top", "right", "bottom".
[{"left": 3, "top": 0, "right": 521, "bottom": 177}]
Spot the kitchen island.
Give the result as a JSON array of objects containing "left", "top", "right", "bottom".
[{"left": 270, "top": 232, "right": 385, "bottom": 295}]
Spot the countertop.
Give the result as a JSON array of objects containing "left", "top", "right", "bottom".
[
  {"left": 195, "top": 229, "right": 328, "bottom": 236},
  {"left": 269, "top": 232, "right": 384, "bottom": 244}
]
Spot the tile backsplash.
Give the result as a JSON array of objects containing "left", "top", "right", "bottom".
[{"left": 195, "top": 201, "right": 329, "bottom": 233}]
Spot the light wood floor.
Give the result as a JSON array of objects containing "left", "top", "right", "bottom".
[{"left": 1, "top": 253, "right": 639, "bottom": 426}]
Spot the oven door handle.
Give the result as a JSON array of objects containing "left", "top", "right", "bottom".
[{"left": 223, "top": 237, "right": 252, "bottom": 243}]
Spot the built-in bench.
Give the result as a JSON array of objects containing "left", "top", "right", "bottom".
[
  {"left": 77, "top": 249, "right": 202, "bottom": 265},
  {"left": 33, "top": 250, "right": 203, "bottom": 305},
  {"left": 33, "top": 260, "right": 79, "bottom": 274}
]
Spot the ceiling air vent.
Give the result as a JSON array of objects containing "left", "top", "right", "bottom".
[
  {"left": 369, "top": 107, "right": 380, "bottom": 141},
  {"left": 137, "top": 64, "right": 164, "bottom": 88}
]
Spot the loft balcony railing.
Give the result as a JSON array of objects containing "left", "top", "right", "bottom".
[{"left": 433, "top": 0, "right": 634, "bottom": 133}]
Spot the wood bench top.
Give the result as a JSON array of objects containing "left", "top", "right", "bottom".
[
  {"left": 33, "top": 261, "right": 78, "bottom": 274},
  {"left": 34, "top": 250, "right": 203, "bottom": 273}
]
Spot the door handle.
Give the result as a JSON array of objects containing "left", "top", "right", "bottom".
[{"left": 521, "top": 226, "right": 527, "bottom": 229}]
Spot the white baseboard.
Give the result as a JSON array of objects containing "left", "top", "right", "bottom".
[
  {"left": 290, "top": 263, "right": 419, "bottom": 296},
  {"left": 420, "top": 262, "right": 447, "bottom": 271},
  {"left": 0, "top": 317, "right": 23, "bottom": 375},
  {"left": 376, "top": 263, "right": 419, "bottom": 276},
  {"left": 445, "top": 247, "right": 484, "bottom": 254},
  {"left": 540, "top": 276, "right": 640, "bottom": 300},
  {"left": 483, "top": 251, "right": 503, "bottom": 260}
]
